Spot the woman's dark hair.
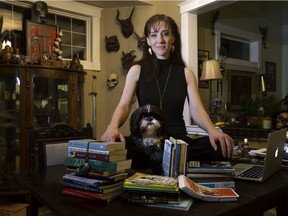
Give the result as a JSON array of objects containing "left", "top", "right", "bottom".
[{"left": 135, "top": 14, "right": 185, "bottom": 80}]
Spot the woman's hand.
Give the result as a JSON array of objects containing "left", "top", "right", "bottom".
[
  {"left": 100, "top": 125, "right": 126, "bottom": 142},
  {"left": 208, "top": 128, "right": 233, "bottom": 158}
]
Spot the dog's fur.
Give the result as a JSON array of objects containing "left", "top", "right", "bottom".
[{"left": 128, "top": 104, "right": 167, "bottom": 173}]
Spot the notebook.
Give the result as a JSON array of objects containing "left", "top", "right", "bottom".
[{"left": 233, "top": 128, "right": 287, "bottom": 182}]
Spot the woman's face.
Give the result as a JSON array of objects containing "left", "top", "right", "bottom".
[{"left": 146, "top": 21, "right": 175, "bottom": 60}]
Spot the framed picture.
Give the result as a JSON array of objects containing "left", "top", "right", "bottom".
[
  {"left": 265, "top": 61, "right": 276, "bottom": 92},
  {"left": 228, "top": 70, "right": 257, "bottom": 111},
  {"left": 26, "top": 20, "right": 57, "bottom": 63},
  {"left": 198, "top": 49, "right": 209, "bottom": 88}
]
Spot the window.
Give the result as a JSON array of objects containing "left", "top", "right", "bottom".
[
  {"left": 215, "top": 23, "right": 261, "bottom": 68},
  {"left": 0, "top": 1, "right": 101, "bottom": 70},
  {"left": 46, "top": 14, "right": 87, "bottom": 60}
]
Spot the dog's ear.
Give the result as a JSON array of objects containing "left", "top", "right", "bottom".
[{"left": 130, "top": 107, "right": 142, "bottom": 136}]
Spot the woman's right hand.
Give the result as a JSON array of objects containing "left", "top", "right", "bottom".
[{"left": 100, "top": 126, "right": 126, "bottom": 142}]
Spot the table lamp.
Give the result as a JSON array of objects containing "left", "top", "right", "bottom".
[{"left": 200, "top": 59, "right": 223, "bottom": 113}]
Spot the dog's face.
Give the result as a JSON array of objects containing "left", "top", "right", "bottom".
[
  {"left": 129, "top": 104, "right": 167, "bottom": 173},
  {"left": 130, "top": 104, "right": 166, "bottom": 140}
]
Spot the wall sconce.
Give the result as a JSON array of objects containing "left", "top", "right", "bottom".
[{"left": 200, "top": 59, "right": 223, "bottom": 113}]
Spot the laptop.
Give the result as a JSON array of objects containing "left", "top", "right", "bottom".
[{"left": 233, "top": 128, "right": 287, "bottom": 182}]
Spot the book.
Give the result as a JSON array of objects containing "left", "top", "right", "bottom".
[
  {"left": 68, "top": 147, "right": 127, "bottom": 156},
  {"left": 123, "top": 188, "right": 180, "bottom": 204},
  {"left": 62, "top": 187, "right": 123, "bottom": 202},
  {"left": 60, "top": 180, "right": 124, "bottom": 194},
  {"left": 187, "top": 161, "right": 235, "bottom": 174},
  {"left": 191, "top": 177, "right": 236, "bottom": 189},
  {"left": 64, "top": 157, "right": 132, "bottom": 172},
  {"left": 68, "top": 139, "right": 125, "bottom": 151},
  {"left": 124, "top": 172, "right": 178, "bottom": 191},
  {"left": 178, "top": 175, "right": 239, "bottom": 202},
  {"left": 162, "top": 137, "right": 188, "bottom": 177},
  {"left": 63, "top": 172, "right": 111, "bottom": 186},
  {"left": 186, "top": 173, "right": 235, "bottom": 178},
  {"left": 145, "top": 196, "right": 194, "bottom": 211},
  {"left": 71, "top": 151, "right": 127, "bottom": 162}
]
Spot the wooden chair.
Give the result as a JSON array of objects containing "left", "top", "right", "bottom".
[{"left": 29, "top": 122, "right": 93, "bottom": 169}]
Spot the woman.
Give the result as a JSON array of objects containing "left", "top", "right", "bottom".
[{"left": 101, "top": 14, "right": 232, "bottom": 164}]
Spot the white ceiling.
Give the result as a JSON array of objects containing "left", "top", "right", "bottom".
[{"left": 75, "top": 0, "right": 151, "bottom": 8}]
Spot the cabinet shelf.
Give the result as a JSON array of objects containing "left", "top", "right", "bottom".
[{"left": 0, "top": 64, "right": 86, "bottom": 174}]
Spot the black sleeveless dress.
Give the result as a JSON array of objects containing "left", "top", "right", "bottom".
[{"left": 136, "top": 58, "right": 187, "bottom": 137}]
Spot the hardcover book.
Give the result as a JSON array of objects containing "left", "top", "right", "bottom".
[
  {"left": 187, "top": 161, "right": 235, "bottom": 174},
  {"left": 191, "top": 177, "right": 236, "bottom": 189},
  {"left": 62, "top": 187, "right": 123, "bottom": 202},
  {"left": 145, "top": 196, "right": 194, "bottom": 211},
  {"left": 64, "top": 157, "right": 132, "bottom": 172},
  {"left": 72, "top": 151, "right": 127, "bottom": 162},
  {"left": 162, "top": 137, "right": 188, "bottom": 177},
  {"left": 68, "top": 139, "right": 126, "bottom": 151},
  {"left": 60, "top": 180, "right": 124, "bottom": 194},
  {"left": 68, "top": 147, "right": 127, "bottom": 156},
  {"left": 178, "top": 175, "right": 239, "bottom": 202}
]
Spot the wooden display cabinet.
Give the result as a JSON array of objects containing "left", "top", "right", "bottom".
[{"left": 0, "top": 64, "right": 86, "bottom": 174}]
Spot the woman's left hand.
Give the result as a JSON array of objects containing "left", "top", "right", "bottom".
[{"left": 208, "top": 129, "right": 233, "bottom": 158}]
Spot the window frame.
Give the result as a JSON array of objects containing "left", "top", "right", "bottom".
[{"left": 215, "top": 23, "right": 261, "bottom": 68}]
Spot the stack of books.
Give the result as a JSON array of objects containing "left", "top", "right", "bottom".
[
  {"left": 186, "top": 161, "right": 236, "bottom": 189},
  {"left": 61, "top": 139, "right": 132, "bottom": 202},
  {"left": 123, "top": 172, "right": 180, "bottom": 204}
]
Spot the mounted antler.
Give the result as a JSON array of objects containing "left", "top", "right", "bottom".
[{"left": 116, "top": 7, "right": 135, "bottom": 38}]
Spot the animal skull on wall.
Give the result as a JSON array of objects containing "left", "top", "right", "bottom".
[
  {"left": 116, "top": 7, "right": 135, "bottom": 38},
  {"left": 107, "top": 72, "right": 119, "bottom": 88}
]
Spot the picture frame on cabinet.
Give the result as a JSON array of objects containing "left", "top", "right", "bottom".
[
  {"left": 228, "top": 70, "right": 257, "bottom": 111},
  {"left": 25, "top": 20, "right": 57, "bottom": 64},
  {"left": 198, "top": 49, "right": 209, "bottom": 88}
]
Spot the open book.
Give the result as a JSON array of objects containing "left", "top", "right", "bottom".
[{"left": 178, "top": 175, "right": 239, "bottom": 202}]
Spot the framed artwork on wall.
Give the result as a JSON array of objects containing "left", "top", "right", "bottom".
[
  {"left": 228, "top": 70, "right": 257, "bottom": 111},
  {"left": 26, "top": 20, "right": 57, "bottom": 63},
  {"left": 198, "top": 49, "right": 209, "bottom": 88}
]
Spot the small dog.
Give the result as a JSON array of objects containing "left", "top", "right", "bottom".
[{"left": 127, "top": 104, "right": 167, "bottom": 173}]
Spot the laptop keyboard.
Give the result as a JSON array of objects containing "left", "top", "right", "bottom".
[{"left": 238, "top": 166, "right": 264, "bottom": 179}]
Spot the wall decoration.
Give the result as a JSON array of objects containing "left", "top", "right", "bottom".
[
  {"left": 265, "top": 61, "right": 276, "bottom": 91},
  {"left": 121, "top": 50, "right": 136, "bottom": 73},
  {"left": 107, "top": 72, "right": 119, "bottom": 88},
  {"left": 133, "top": 32, "right": 145, "bottom": 50},
  {"left": 26, "top": 21, "right": 57, "bottom": 63},
  {"left": 32, "top": 1, "right": 48, "bottom": 24},
  {"left": 116, "top": 7, "right": 135, "bottom": 38},
  {"left": 198, "top": 49, "right": 209, "bottom": 88},
  {"left": 105, "top": 35, "right": 120, "bottom": 52},
  {"left": 228, "top": 70, "right": 257, "bottom": 111}
]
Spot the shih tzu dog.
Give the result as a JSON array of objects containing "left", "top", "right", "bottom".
[{"left": 126, "top": 104, "right": 167, "bottom": 174}]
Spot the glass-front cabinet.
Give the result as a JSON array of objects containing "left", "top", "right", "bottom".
[{"left": 0, "top": 64, "right": 85, "bottom": 176}]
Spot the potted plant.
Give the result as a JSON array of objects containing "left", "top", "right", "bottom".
[{"left": 245, "top": 94, "right": 280, "bottom": 128}]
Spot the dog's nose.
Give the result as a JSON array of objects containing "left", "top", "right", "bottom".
[{"left": 147, "top": 116, "right": 153, "bottom": 122}]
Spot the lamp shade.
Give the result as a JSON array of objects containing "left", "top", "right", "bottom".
[{"left": 200, "top": 60, "right": 223, "bottom": 81}]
